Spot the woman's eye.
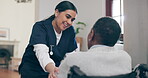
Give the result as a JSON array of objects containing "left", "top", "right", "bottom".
[
  {"left": 71, "top": 18, "right": 75, "bottom": 22},
  {"left": 66, "top": 14, "right": 75, "bottom": 22},
  {"left": 66, "top": 14, "right": 71, "bottom": 19}
]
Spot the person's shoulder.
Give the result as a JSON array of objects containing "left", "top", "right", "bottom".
[
  {"left": 32, "top": 21, "right": 44, "bottom": 29},
  {"left": 35, "top": 17, "right": 52, "bottom": 25},
  {"left": 33, "top": 20, "right": 44, "bottom": 26},
  {"left": 114, "top": 44, "right": 124, "bottom": 50},
  {"left": 64, "top": 26, "right": 75, "bottom": 33},
  {"left": 66, "top": 51, "right": 86, "bottom": 59},
  {"left": 114, "top": 49, "right": 131, "bottom": 59},
  {"left": 68, "top": 26, "right": 75, "bottom": 30},
  {"left": 33, "top": 18, "right": 52, "bottom": 28}
]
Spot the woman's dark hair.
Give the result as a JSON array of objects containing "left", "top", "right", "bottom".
[
  {"left": 55, "top": 1, "right": 78, "bottom": 13},
  {"left": 92, "top": 17, "right": 121, "bottom": 46},
  {"left": 50, "top": 1, "right": 78, "bottom": 19}
]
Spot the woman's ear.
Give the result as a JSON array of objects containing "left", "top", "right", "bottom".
[{"left": 54, "top": 9, "right": 59, "bottom": 17}]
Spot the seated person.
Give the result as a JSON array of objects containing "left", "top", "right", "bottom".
[{"left": 57, "top": 17, "right": 132, "bottom": 78}]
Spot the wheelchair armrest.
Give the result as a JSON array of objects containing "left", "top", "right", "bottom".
[
  {"left": 68, "top": 65, "right": 87, "bottom": 78},
  {"left": 69, "top": 65, "right": 86, "bottom": 76},
  {"left": 136, "top": 64, "right": 148, "bottom": 78},
  {"left": 139, "top": 64, "right": 148, "bottom": 71}
]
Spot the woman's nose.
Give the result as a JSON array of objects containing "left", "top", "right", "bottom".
[{"left": 67, "top": 19, "right": 72, "bottom": 25}]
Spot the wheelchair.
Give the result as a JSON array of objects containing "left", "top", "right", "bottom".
[{"left": 68, "top": 64, "right": 148, "bottom": 78}]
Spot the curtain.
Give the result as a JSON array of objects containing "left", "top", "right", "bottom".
[{"left": 106, "top": 0, "right": 113, "bottom": 16}]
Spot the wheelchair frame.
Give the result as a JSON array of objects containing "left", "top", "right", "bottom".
[{"left": 68, "top": 64, "right": 148, "bottom": 78}]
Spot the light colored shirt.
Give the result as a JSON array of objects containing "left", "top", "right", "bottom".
[
  {"left": 58, "top": 45, "right": 132, "bottom": 78},
  {"left": 53, "top": 27, "right": 62, "bottom": 45},
  {"left": 33, "top": 44, "right": 55, "bottom": 72}
]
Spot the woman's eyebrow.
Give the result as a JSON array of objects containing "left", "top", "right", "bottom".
[{"left": 67, "top": 13, "right": 76, "bottom": 18}]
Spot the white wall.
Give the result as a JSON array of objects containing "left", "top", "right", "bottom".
[
  {"left": 124, "top": 0, "right": 148, "bottom": 66},
  {"left": 0, "top": 0, "right": 36, "bottom": 57},
  {"left": 38, "top": 0, "right": 62, "bottom": 21}
]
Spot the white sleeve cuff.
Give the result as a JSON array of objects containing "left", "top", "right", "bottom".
[{"left": 33, "top": 44, "right": 55, "bottom": 72}]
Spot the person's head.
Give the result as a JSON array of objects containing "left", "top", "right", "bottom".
[
  {"left": 52, "top": 1, "right": 78, "bottom": 32},
  {"left": 87, "top": 17, "right": 121, "bottom": 49}
]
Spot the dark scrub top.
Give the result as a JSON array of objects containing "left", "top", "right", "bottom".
[{"left": 18, "top": 16, "right": 77, "bottom": 78}]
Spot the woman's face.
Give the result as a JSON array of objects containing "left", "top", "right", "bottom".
[{"left": 54, "top": 9, "right": 77, "bottom": 31}]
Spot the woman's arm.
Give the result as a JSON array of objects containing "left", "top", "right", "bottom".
[{"left": 33, "top": 44, "right": 55, "bottom": 72}]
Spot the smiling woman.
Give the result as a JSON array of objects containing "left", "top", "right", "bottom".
[{"left": 18, "top": 1, "right": 78, "bottom": 78}]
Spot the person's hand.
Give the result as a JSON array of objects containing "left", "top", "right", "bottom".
[
  {"left": 48, "top": 67, "right": 59, "bottom": 78},
  {"left": 48, "top": 72, "right": 57, "bottom": 78},
  {"left": 54, "top": 67, "right": 59, "bottom": 74}
]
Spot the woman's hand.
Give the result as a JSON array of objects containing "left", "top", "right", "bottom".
[
  {"left": 45, "top": 63, "right": 59, "bottom": 78},
  {"left": 54, "top": 67, "right": 59, "bottom": 74},
  {"left": 48, "top": 67, "right": 59, "bottom": 78},
  {"left": 48, "top": 72, "right": 57, "bottom": 78}
]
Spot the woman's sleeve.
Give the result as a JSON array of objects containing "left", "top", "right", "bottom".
[
  {"left": 34, "top": 44, "right": 55, "bottom": 72},
  {"left": 29, "top": 22, "right": 47, "bottom": 45}
]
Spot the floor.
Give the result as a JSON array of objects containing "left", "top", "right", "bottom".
[{"left": 0, "top": 68, "right": 20, "bottom": 78}]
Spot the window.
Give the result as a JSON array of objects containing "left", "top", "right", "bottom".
[
  {"left": 112, "top": 0, "right": 124, "bottom": 34},
  {"left": 106, "top": 0, "right": 124, "bottom": 34}
]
